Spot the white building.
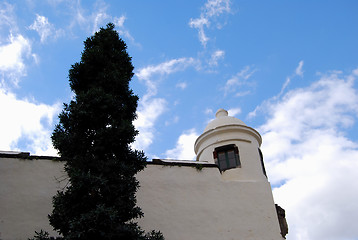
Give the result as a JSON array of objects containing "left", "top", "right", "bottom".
[{"left": 0, "top": 109, "right": 287, "bottom": 240}]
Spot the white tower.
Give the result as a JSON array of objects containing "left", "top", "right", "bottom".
[
  {"left": 194, "top": 108, "right": 266, "bottom": 181},
  {"left": 194, "top": 109, "right": 287, "bottom": 239}
]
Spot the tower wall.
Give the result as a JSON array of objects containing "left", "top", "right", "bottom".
[
  {"left": 194, "top": 113, "right": 265, "bottom": 181},
  {"left": 136, "top": 164, "right": 284, "bottom": 240}
]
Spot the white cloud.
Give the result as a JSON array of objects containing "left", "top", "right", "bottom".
[
  {"left": 67, "top": 1, "right": 110, "bottom": 34},
  {"left": 204, "top": 0, "right": 231, "bottom": 18},
  {"left": 0, "top": 4, "right": 60, "bottom": 153},
  {"left": 71, "top": 1, "right": 86, "bottom": 28},
  {"left": 235, "top": 90, "right": 250, "bottom": 97},
  {"left": 91, "top": 5, "right": 111, "bottom": 34},
  {"left": 0, "top": 3, "right": 38, "bottom": 88},
  {"left": 133, "top": 58, "right": 197, "bottom": 151},
  {"left": 132, "top": 98, "right": 166, "bottom": 151},
  {"left": 189, "top": 17, "right": 210, "bottom": 47},
  {"left": 136, "top": 57, "right": 197, "bottom": 97},
  {"left": 0, "top": 4, "right": 50, "bottom": 89},
  {"left": 176, "top": 82, "right": 187, "bottom": 90},
  {"left": 223, "top": 65, "right": 256, "bottom": 96},
  {"left": 248, "top": 60, "right": 305, "bottom": 120},
  {"left": 0, "top": 88, "right": 61, "bottom": 155},
  {"left": 136, "top": 58, "right": 197, "bottom": 82},
  {"left": 0, "top": 2, "right": 18, "bottom": 36},
  {"left": 0, "top": 34, "right": 32, "bottom": 87},
  {"left": 114, "top": 15, "right": 126, "bottom": 28},
  {"left": 280, "top": 77, "right": 291, "bottom": 96},
  {"left": 112, "top": 15, "right": 140, "bottom": 46},
  {"left": 65, "top": 2, "right": 107, "bottom": 31},
  {"left": 66, "top": 1, "right": 138, "bottom": 46},
  {"left": 165, "top": 129, "right": 199, "bottom": 160},
  {"left": 295, "top": 60, "right": 304, "bottom": 77},
  {"left": 29, "top": 14, "right": 63, "bottom": 43},
  {"left": 205, "top": 108, "right": 213, "bottom": 115},
  {"left": 280, "top": 60, "right": 304, "bottom": 96},
  {"left": 257, "top": 68, "right": 358, "bottom": 240},
  {"left": 228, "top": 107, "right": 241, "bottom": 117},
  {"left": 209, "top": 49, "right": 225, "bottom": 66},
  {"left": 189, "top": 0, "right": 231, "bottom": 47}
]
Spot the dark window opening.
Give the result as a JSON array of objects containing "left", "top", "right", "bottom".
[
  {"left": 213, "top": 144, "right": 241, "bottom": 171},
  {"left": 258, "top": 148, "right": 267, "bottom": 178},
  {"left": 276, "top": 204, "right": 288, "bottom": 238}
]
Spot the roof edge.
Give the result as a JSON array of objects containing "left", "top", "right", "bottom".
[
  {"left": 149, "top": 159, "right": 218, "bottom": 168},
  {"left": 0, "top": 151, "right": 62, "bottom": 161}
]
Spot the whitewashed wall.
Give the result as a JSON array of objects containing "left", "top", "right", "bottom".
[{"left": 0, "top": 157, "right": 283, "bottom": 240}]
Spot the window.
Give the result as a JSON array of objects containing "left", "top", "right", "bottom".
[
  {"left": 258, "top": 148, "right": 267, "bottom": 178},
  {"left": 213, "top": 144, "right": 241, "bottom": 171}
]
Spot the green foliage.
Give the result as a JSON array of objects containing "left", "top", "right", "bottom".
[
  {"left": 42, "top": 23, "right": 163, "bottom": 240},
  {"left": 145, "top": 230, "right": 165, "bottom": 240},
  {"left": 28, "top": 230, "right": 62, "bottom": 240},
  {"left": 195, "top": 164, "right": 203, "bottom": 172}
]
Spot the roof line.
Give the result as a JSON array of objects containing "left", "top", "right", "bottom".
[
  {"left": 0, "top": 151, "right": 62, "bottom": 161},
  {"left": 149, "top": 158, "right": 218, "bottom": 168}
]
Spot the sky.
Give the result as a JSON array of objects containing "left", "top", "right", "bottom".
[{"left": 1, "top": 0, "right": 358, "bottom": 239}]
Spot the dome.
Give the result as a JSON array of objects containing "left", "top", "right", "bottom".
[{"left": 203, "top": 109, "right": 246, "bottom": 132}]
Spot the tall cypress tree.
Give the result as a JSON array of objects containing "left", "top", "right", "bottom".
[{"left": 46, "top": 23, "right": 163, "bottom": 240}]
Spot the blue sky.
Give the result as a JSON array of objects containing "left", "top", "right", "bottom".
[{"left": 1, "top": 1, "right": 358, "bottom": 239}]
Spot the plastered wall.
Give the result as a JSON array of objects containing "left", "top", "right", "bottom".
[
  {"left": 136, "top": 164, "right": 283, "bottom": 240},
  {"left": 0, "top": 158, "right": 283, "bottom": 240},
  {"left": 0, "top": 158, "right": 65, "bottom": 240}
]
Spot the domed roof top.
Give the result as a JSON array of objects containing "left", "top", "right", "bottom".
[{"left": 203, "top": 109, "right": 246, "bottom": 132}]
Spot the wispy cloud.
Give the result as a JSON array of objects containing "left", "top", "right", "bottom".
[
  {"left": 165, "top": 129, "right": 199, "bottom": 160},
  {"left": 205, "top": 108, "right": 213, "bottom": 115},
  {"left": 136, "top": 58, "right": 197, "bottom": 82},
  {"left": 280, "top": 60, "right": 304, "bottom": 96},
  {"left": 295, "top": 60, "right": 304, "bottom": 77},
  {"left": 223, "top": 65, "right": 256, "bottom": 96},
  {"left": 66, "top": 1, "right": 137, "bottom": 45},
  {"left": 136, "top": 57, "right": 197, "bottom": 98},
  {"left": 0, "top": 2, "right": 18, "bottom": 35},
  {"left": 29, "top": 14, "right": 64, "bottom": 43},
  {"left": 69, "top": 0, "right": 112, "bottom": 34},
  {"left": 113, "top": 15, "right": 140, "bottom": 47},
  {"left": 0, "top": 2, "right": 34, "bottom": 87},
  {"left": 115, "top": 15, "right": 126, "bottom": 27},
  {"left": 133, "top": 58, "right": 198, "bottom": 151},
  {"left": 189, "top": 17, "right": 209, "bottom": 47},
  {"left": 176, "top": 82, "right": 187, "bottom": 90},
  {"left": 189, "top": 0, "right": 231, "bottom": 47},
  {"left": 204, "top": 0, "right": 232, "bottom": 18},
  {"left": 248, "top": 61, "right": 304, "bottom": 119},
  {"left": 208, "top": 49, "right": 225, "bottom": 66},
  {"left": 92, "top": 12, "right": 110, "bottom": 34},
  {"left": 257, "top": 68, "right": 358, "bottom": 240},
  {"left": 71, "top": 0, "right": 86, "bottom": 28}
]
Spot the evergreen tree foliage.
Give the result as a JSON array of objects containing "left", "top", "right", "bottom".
[{"left": 45, "top": 23, "right": 163, "bottom": 240}]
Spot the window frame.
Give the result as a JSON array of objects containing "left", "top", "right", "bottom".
[{"left": 213, "top": 144, "right": 241, "bottom": 172}]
